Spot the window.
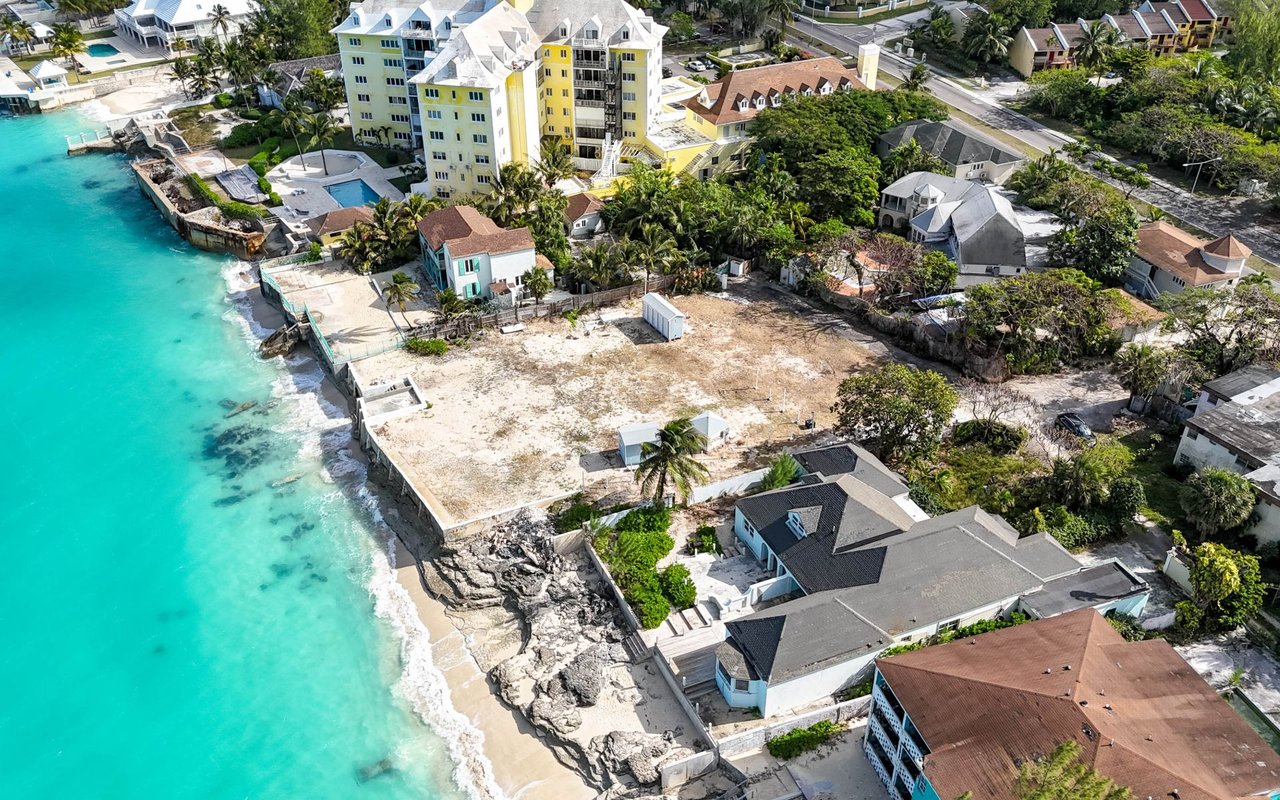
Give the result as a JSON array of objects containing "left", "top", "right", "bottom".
[
  {"left": 623, "top": 130, "right": 636, "bottom": 138},
  {"left": 468, "top": 90, "right": 483, "bottom": 101},
  {"left": 460, "top": 258, "right": 479, "bottom": 274},
  {"left": 391, "top": 113, "right": 409, "bottom": 123},
  {"left": 351, "top": 56, "right": 365, "bottom": 65},
  {"left": 622, "top": 91, "right": 636, "bottom": 101},
  {"left": 354, "top": 75, "right": 368, "bottom": 84},
  {"left": 543, "top": 47, "right": 550, "bottom": 56},
  {"left": 424, "top": 88, "right": 439, "bottom": 98},
  {"left": 621, "top": 28, "right": 630, "bottom": 40},
  {"left": 562, "top": 88, "right": 569, "bottom": 97},
  {"left": 622, "top": 111, "right": 636, "bottom": 120},
  {"left": 436, "top": 189, "right": 450, "bottom": 198},
  {"left": 622, "top": 72, "right": 635, "bottom": 81},
  {"left": 379, "top": 38, "right": 397, "bottom": 48},
  {"left": 561, "top": 69, "right": 567, "bottom": 77},
  {"left": 561, "top": 108, "right": 568, "bottom": 115},
  {"left": 477, "top": 174, "right": 492, "bottom": 184},
  {"left": 347, "top": 37, "right": 359, "bottom": 46},
  {"left": 560, "top": 48, "right": 567, "bottom": 58},
  {"left": 620, "top": 52, "right": 635, "bottom": 61},
  {"left": 356, "top": 93, "right": 370, "bottom": 102},
  {"left": 473, "top": 134, "right": 488, "bottom": 144},
  {"left": 429, "top": 131, "right": 444, "bottom": 140},
  {"left": 383, "top": 58, "right": 402, "bottom": 67},
  {"left": 938, "top": 619, "right": 960, "bottom": 634},
  {"left": 733, "top": 678, "right": 749, "bottom": 692},
  {"left": 434, "top": 171, "right": 449, "bottom": 180},
  {"left": 471, "top": 112, "right": 486, "bottom": 122},
  {"left": 393, "top": 131, "right": 410, "bottom": 141},
  {"left": 389, "top": 95, "right": 407, "bottom": 104},
  {"left": 432, "top": 150, "right": 447, "bottom": 160},
  {"left": 475, "top": 154, "right": 490, "bottom": 164},
  {"left": 427, "top": 109, "right": 442, "bottom": 119},
  {"left": 545, "top": 88, "right": 553, "bottom": 96},
  {"left": 386, "top": 77, "right": 405, "bottom": 86},
  {"left": 359, "top": 112, "right": 373, "bottom": 120}
]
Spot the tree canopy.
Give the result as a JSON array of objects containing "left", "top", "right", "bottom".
[
  {"left": 1186, "top": 541, "right": 1266, "bottom": 633},
  {"left": 1014, "top": 740, "right": 1130, "bottom": 800},
  {"left": 1180, "top": 467, "right": 1257, "bottom": 539},
  {"left": 1157, "top": 280, "right": 1280, "bottom": 379},
  {"left": 832, "top": 363, "right": 959, "bottom": 465}
]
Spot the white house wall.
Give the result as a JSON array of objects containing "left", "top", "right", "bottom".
[
  {"left": 762, "top": 653, "right": 877, "bottom": 717},
  {"left": 1174, "top": 429, "right": 1250, "bottom": 473}
]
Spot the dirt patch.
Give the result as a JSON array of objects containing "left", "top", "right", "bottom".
[{"left": 355, "top": 292, "right": 876, "bottom": 525}]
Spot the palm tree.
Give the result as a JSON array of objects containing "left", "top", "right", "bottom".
[
  {"left": 49, "top": 22, "right": 85, "bottom": 77},
  {"left": 635, "top": 418, "right": 710, "bottom": 505},
  {"left": 281, "top": 94, "right": 307, "bottom": 160},
  {"left": 919, "top": 5, "right": 954, "bottom": 48},
  {"left": 1, "top": 19, "right": 36, "bottom": 56},
  {"left": 340, "top": 223, "right": 375, "bottom": 274},
  {"left": 383, "top": 278, "right": 419, "bottom": 328},
  {"left": 303, "top": 113, "right": 337, "bottom": 175},
  {"left": 208, "top": 3, "right": 233, "bottom": 45},
  {"left": 1112, "top": 344, "right": 1171, "bottom": 411},
  {"left": 536, "top": 137, "right": 574, "bottom": 185},
  {"left": 521, "top": 265, "right": 553, "bottom": 309},
  {"left": 397, "top": 193, "right": 440, "bottom": 228},
  {"left": 171, "top": 36, "right": 189, "bottom": 57},
  {"left": 1073, "top": 19, "right": 1121, "bottom": 84},
  {"left": 901, "top": 63, "right": 931, "bottom": 93},
  {"left": 635, "top": 223, "right": 679, "bottom": 292},
  {"left": 961, "top": 13, "right": 1012, "bottom": 65},
  {"left": 170, "top": 57, "right": 195, "bottom": 99}
]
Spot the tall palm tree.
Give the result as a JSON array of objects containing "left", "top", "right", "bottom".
[
  {"left": 919, "top": 5, "right": 954, "bottom": 48},
  {"left": 762, "top": 0, "right": 799, "bottom": 38},
  {"left": 536, "top": 137, "right": 574, "bottom": 185},
  {"left": 961, "top": 12, "right": 1012, "bottom": 65},
  {"left": 1, "top": 19, "right": 36, "bottom": 56},
  {"left": 171, "top": 36, "right": 189, "bottom": 57},
  {"left": 170, "top": 57, "right": 195, "bottom": 99},
  {"left": 208, "top": 3, "right": 233, "bottom": 45},
  {"left": 303, "top": 113, "right": 337, "bottom": 175},
  {"left": 281, "top": 94, "right": 307, "bottom": 159},
  {"left": 635, "top": 223, "right": 678, "bottom": 292},
  {"left": 398, "top": 193, "right": 441, "bottom": 227},
  {"left": 635, "top": 417, "right": 710, "bottom": 505},
  {"left": 383, "top": 278, "right": 419, "bottom": 328},
  {"left": 1073, "top": 19, "right": 1121, "bottom": 84},
  {"left": 901, "top": 63, "right": 931, "bottom": 93},
  {"left": 49, "top": 22, "right": 85, "bottom": 76}
]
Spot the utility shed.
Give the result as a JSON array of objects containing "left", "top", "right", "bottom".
[
  {"left": 642, "top": 293, "right": 686, "bottom": 341},
  {"left": 691, "top": 410, "right": 730, "bottom": 450},
  {"left": 618, "top": 421, "right": 660, "bottom": 467}
]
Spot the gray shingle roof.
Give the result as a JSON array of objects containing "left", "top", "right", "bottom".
[
  {"left": 1202, "top": 365, "right": 1280, "bottom": 402},
  {"left": 720, "top": 593, "right": 887, "bottom": 682},
  {"left": 878, "top": 119, "right": 1024, "bottom": 168},
  {"left": 790, "top": 442, "right": 906, "bottom": 496},
  {"left": 1018, "top": 561, "right": 1147, "bottom": 619},
  {"left": 1186, "top": 391, "right": 1280, "bottom": 468}
]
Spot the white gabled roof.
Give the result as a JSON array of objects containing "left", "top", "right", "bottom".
[
  {"left": 408, "top": 0, "right": 537, "bottom": 89},
  {"left": 119, "top": 0, "right": 256, "bottom": 28},
  {"left": 29, "top": 59, "right": 67, "bottom": 79}
]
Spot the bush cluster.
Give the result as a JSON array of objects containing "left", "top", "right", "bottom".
[
  {"left": 688, "top": 525, "right": 722, "bottom": 555},
  {"left": 766, "top": 720, "right": 843, "bottom": 760},
  {"left": 950, "top": 419, "right": 1028, "bottom": 455},
  {"left": 212, "top": 92, "right": 234, "bottom": 109},
  {"left": 405, "top": 337, "right": 448, "bottom": 357},
  {"left": 880, "top": 613, "right": 1030, "bottom": 658},
  {"left": 184, "top": 174, "right": 264, "bottom": 220},
  {"left": 593, "top": 507, "right": 688, "bottom": 629}
]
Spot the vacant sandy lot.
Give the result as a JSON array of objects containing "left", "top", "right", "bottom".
[{"left": 358, "top": 290, "right": 877, "bottom": 525}]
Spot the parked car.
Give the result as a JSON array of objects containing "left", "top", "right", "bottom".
[
  {"left": 1055, "top": 413, "right": 1096, "bottom": 443},
  {"left": 687, "top": 60, "right": 707, "bottom": 72},
  {"left": 662, "top": 66, "right": 673, "bottom": 78}
]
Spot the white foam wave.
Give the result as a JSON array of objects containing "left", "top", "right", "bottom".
[{"left": 218, "top": 265, "right": 507, "bottom": 800}]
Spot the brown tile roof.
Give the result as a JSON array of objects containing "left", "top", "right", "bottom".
[
  {"left": 416, "top": 205, "right": 535, "bottom": 259},
  {"left": 1023, "top": 27, "right": 1066, "bottom": 52},
  {"left": 877, "top": 609, "right": 1280, "bottom": 800},
  {"left": 1109, "top": 13, "right": 1150, "bottom": 39},
  {"left": 564, "top": 192, "right": 603, "bottom": 222},
  {"left": 1204, "top": 232, "right": 1252, "bottom": 259},
  {"left": 306, "top": 206, "right": 373, "bottom": 236},
  {"left": 1150, "top": 1, "right": 1191, "bottom": 23},
  {"left": 1138, "top": 9, "right": 1179, "bottom": 34},
  {"left": 1135, "top": 221, "right": 1236, "bottom": 286},
  {"left": 1178, "top": 0, "right": 1217, "bottom": 21},
  {"left": 683, "top": 57, "right": 867, "bottom": 126}
]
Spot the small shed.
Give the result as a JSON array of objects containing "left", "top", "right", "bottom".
[
  {"left": 618, "top": 421, "right": 660, "bottom": 467},
  {"left": 642, "top": 293, "right": 685, "bottom": 341},
  {"left": 691, "top": 411, "right": 730, "bottom": 451}
]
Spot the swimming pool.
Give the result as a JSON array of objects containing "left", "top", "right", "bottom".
[
  {"left": 87, "top": 43, "right": 121, "bottom": 58},
  {"left": 324, "top": 178, "right": 380, "bottom": 208}
]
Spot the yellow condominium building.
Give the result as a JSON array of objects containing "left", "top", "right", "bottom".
[{"left": 333, "top": 0, "right": 666, "bottom": 199}]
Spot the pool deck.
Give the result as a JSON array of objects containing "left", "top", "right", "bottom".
[
  {"left": 74, "top": 36, "right": 166, "bottom": 73},
  {"left": 266, "top": 150, "right": 404, "bottom": 226}
]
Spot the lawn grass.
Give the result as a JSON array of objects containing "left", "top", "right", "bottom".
[
  {"left": 169, "top": 103, "right": 220, "bottom": 147},
  {"left": 1115, "top": 426, "right": 1188, "bottom": 532},
  {"left": 389, "top": 175, "right": 415, "bottom": 193}
]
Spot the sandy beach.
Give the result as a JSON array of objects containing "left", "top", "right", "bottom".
[{"left": 391, "top": 539, "right": 596, "bottom": 800}]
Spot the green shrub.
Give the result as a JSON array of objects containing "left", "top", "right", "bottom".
[
  {"left": 1046, "top": 505, "right": 1116, "bottom": 550},
  {"left": 766, "top": 720, "right": 842, "bottom": 760},
  {"left": 1105, "top": 611, "right": 1146, "bottom": 641},
  {"left": 222, "top": 122, "right": 259, "bottom": 148},
  {"left": 219, "top": 201, "right": 265, "bottom": 220},
  {"left": 951, "top": 419, "right": 1028, "bottom": 455},
  {"left": 760, "top": 453, "right": 801, "bottom": 491},
  {"left": 908, "top": 481, "right": 951, "bottom": 516},
  {"left": 239, "top": 106, "right": 264, "bottom": 120},
  {"left": 689, "top": 525, "right": 722, "bottom": 555},
  {"left": 303, "top": 242, "right": 323, "bottom": 263},
  {"left": 841, "top": 678, "right": 873, "bottom": 700},
  {"left": 268, "top": 191, "right": 282, "bottom": 206},
  {"left": 659, "top": 564, "right": 697, "bottom": 609},
  {"left": 212, "top": 92, "right": 234, "bottom": 108},
  {"left": 184, "top": 173, "right": 219, "bottom": 204},
  {"left": 880, "top": 613, "right": 1030, "bottom": 658},
  {"left": 256, "top": 175, "right": 272, "bottom": 193},
  {"left": 614, "top": 505, "right": 671, "bottom": 535},
  {"left": 248, "top": 151, "right": 270, "bottom": 176},
  {"left": 1107, "top": 476, "right": 1145, "bottom": 522},
  {"left": 387, "top": 150, "right": 402, "bottom": 165},
  {"left": 1164, "top": 460, "right": 1195, "bottom": 480},
  {"left": 405, "top": 337, "right": 448, "bottom": 357},
  {"left": 624, "top": 575, "right": 670, "bottom": 629}
]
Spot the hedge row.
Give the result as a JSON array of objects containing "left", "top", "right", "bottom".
[
  {"left": 766, "top": 720, "right": 843, "bottom": 760},
  {"left": 184, "top": 174, "right": 264, "bottom": 221}
]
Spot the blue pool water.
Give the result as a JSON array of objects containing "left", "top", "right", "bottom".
[
  {"left": 87, "top": 43, "right": 121, "bottom": 57},
  {"left": 0, "top": 113, "right": 479, "bottom": 798},
  {"left": 327, "top": 178, "right": 381, "bottom": 208}
]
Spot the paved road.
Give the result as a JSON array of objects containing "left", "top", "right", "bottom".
[{"left": 790, "top": 16, "right": 1280, "bottom": 264}]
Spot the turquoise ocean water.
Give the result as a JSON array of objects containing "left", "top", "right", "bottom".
[{"left": 0, "top": 112, "right": 482, "bottom": 799}]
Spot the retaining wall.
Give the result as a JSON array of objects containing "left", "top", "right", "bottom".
[{"left": 716, "top": 695, "right": 872, "bottom": 760}]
